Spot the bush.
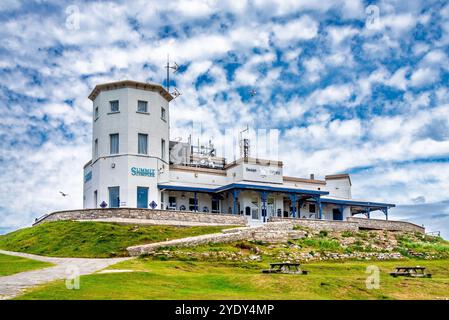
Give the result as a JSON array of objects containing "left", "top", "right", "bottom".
[
  {"left": 341, "top": 231, "right": 354, "bottom": 238},
  {"left": 319, "top": 230, "right": 328, "bottom": 238}
]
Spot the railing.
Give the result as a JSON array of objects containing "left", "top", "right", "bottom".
[
  {"left": 426, "top": 231, "right": 441, "bottom": 237},
  {"left": 33, "top": 213, "right": 49, "bottom": 225}
]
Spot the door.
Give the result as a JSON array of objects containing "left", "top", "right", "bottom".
[
  {"left": 267, "top": 197, "right": 275, "bottom": 218},
  {"left": 250, "top": 196, "right": 259, "bottom": 220},
  {"left": 137, "top": 187, "right": 149, "bottom": 208},
  {"left": 108, "top": 186, "right": 120, "bottom": 208},
  {"left": 332, "top": 208, "right": 343, "bottom": 220}
]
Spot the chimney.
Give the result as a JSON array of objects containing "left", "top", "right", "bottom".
[{"left": 310, "top": 173, "right": 315, "bottom": 180}]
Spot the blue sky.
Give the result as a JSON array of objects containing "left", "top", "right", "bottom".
[{"left": 0, "top": 0, "right": 449, "bottom": 237}]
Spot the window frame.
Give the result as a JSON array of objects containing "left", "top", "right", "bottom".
[
  {"left": 309, "top": 204, "right": 316, "bottom": 213},
  {"left": 161, "top": 138, "right": 166, "bottom": 160},
  {"left": 137, "top": 100, "right": 148, "bottom": 113},
  {"left": 161, "top": 106, "right": 166, "bottom": 121},
  {"left": 109, "top": 100, "right": 120, "bottom": 113},
  {"left": 138, "top": 133, "right": 148, "bottom": 155},
  {"left": 94, "top": 138, "right": 99, "bottom": 158},
  {"left": 109, "top": 133, "right": 119, "bottom": 154}
]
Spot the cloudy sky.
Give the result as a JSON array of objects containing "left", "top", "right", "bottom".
[{"left": 0, "top": 0, "right": 448, "bottom": 237}]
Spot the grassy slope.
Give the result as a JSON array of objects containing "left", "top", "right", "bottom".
[
  {"left": 17, "top": 258, "right": 449, "bottom": 300},
  {"left": 0, "top": 221, "right": 232, "bottom": 258},
  {"left": 0, "top": 253, "right": 53, "bottom": 276}
]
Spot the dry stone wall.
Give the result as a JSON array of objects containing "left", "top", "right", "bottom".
[
  {"left": 127, "top": 222, "right": 308, "bottom": 256},
  {"left": 347, "top": 217, "right": 425, "bottom": 233},
  {"left": 268, "top": 217, "right": 359, "bottom": 232},
  {"left": 34, "top": 208, "right": 247, "bottom": 226}
]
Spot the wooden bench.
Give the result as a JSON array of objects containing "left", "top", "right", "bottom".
[
  {"left": 390, "top": 266, "right": 431, "bottom": 278},
  {"left": 262, "top": 262, "right": 308, "bottom": 275}
]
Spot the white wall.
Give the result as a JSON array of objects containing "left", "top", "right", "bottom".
[
  {"left": 84, "top": 86, "right": 170, "bottom": 209},
  {"left": 324, "top": 178, "right": 352, "bottom": 199}
]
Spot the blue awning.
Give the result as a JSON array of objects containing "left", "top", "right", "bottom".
[
  {"left": 317, "top": 197, "right": 395, "bottom": 208},
  {"left": 158, "top": 183, "right": 329, "bottom": 197}
]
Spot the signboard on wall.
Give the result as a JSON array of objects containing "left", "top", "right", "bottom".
[
  {"left": 242, "top": 164, "right": 283, "bottom": 183},
  {"left": 84, "top": 171, "right": 92, "bottom": 183},
  {"left": 130, "top": 167, "right": 156, "bottom": 177}
]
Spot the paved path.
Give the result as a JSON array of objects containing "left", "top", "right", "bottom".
[{"left": 0, "top": 250, "right": 131, "bottom": 300}]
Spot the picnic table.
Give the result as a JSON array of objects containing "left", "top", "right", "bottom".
[
  {"left": 390, "top": 266, "right": 431, "bottom": 278},
  {"left": 262, "top": 262, "right": 308, "bottom": 275}
]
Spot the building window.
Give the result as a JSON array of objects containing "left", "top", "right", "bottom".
[
  {"left": 161, "top": 139, "right": 166, "bottom": 160},
  {"left": 94, "top": 139, "right": 98, "bottom": 159},
  {"left": 110, "top": 100, "right": 119, "bottom": 113},
  {"left": 108, "top": 186, "right": 120, "bottom": 208},
  {"left": 212, "top": 199, "right": 220, "bottom": 213},
  {"left": 110, "top": 133, "right": 119, "bottom": 154},
  {"left": 168, "top": 196, "right": 177, "bottom": 210},
  {"left": 309, "top": 204, "right": 316, "bottom": 213},
  {"left": 189, "top": 198, "right": 198, "bottom": 211},
  {"left": 94, "top": 190, "right": 97, "bottom": 208},
  {"left": 137, "top": 100, "right": 148, "bottom": 113},
  {"left": 94, "top": 106, "right": 99, "bottom": 119},
  {"left": 138, "top": 133, "right": 148, "bottom": 155},
  {"left": 161, "top": 106, "right": 166, "bottom": 121}
]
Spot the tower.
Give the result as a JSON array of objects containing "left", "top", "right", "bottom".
[{"left": 83, "top": 80, "right": 173, "bottom": 209}]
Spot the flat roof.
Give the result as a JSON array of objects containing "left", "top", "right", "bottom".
[
  {"left": 88, "top": 80, "right": 173, "bottom": 102},
  {"left": 319, "top": 196, "right": 395, "bottom": 208},
  {"left": 158, "top": 182, "right": 329, "bottom": 196}
]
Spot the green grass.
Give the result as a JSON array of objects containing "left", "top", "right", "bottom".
[
  {"left": 16, "top": 258, "right": 449, "bottom": 300},
  {"left": 0, "top": 221, "right": 233, "bottom": 258},
  {"left": 0, "top": 253, "right": 53, "bottom": 276}
]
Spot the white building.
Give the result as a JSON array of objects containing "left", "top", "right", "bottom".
[{"left": 83, "top": 80, "right": 394, "bottom": 223}]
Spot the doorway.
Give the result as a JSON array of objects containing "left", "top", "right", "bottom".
[
  {"left": 332, "top": 208, "right": 343, "bottom": 220},
  {"left": 137, "top": 187, "right": 149, "bottom": 208}
]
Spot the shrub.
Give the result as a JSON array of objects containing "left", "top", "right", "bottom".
[
  {"left": 341, "top": 231, "right": 354, "bottom": 238},
  {"left": 319, "top": 230, "right": 328, "bottom": 238}
]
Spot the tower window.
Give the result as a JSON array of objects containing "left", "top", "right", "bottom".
[
  {"left": 138, "top": 133, "right": 148, "bottom": 155},
  {"left": 161, "top": 138, "right": 166, "bottom": 160},
  {"left": 110, "top": 133, "right": 119, "bottom": 154},
  {"left": 161, "top": 107, "right": 166, "bottom": 121},
  {"left": 94, "top": 139, "right": 98, "bottom": 158},
  {"left": 137, "top": 100, "right": 148, "bottom": 113},
  {"left": 94, "top": 106, "right": 99, "bottom": 119},
  {"left": 110, "top": 100, "right": 119, "bottom": 113}
]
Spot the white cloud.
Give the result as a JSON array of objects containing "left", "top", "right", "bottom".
[
  {"left": 272, "top": 15, "right": 318, "bottom": 46},
  {"left": 410, "top": 67, "right": 439, "bottom": 87},
  {"left": 308, "top": 84, "right": 353, "bottom": 106}
]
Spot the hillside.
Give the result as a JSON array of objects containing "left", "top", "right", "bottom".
[
  {"left": 0, "top": 221, "right": 231, "bottom": 258},
  {"left": 148, "top": 228, "right": 449, "bottom": 263}
]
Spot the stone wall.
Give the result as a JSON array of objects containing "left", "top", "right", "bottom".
[
  {"left": 347, "top": 217, "right": 425, "bottom": 233},
  {"left": 268, "top": 217, "right": 359, "bottom": 232},
  {"left": 34, "top": 208, "right": 247, "bottom": 226},
  {"left": 268, "top": 217, "right": 425, "bottom": 234},
  {"left": 127, "top": 222, "right": 307, "bottom": 256}
]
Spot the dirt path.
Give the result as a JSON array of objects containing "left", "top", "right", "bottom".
[{"left": 0, "top": 249, "right": 131, "bottom": 300}]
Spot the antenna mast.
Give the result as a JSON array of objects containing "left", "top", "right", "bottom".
[{"left": 165, "top": 54, "right": 181, "bottom": 98}]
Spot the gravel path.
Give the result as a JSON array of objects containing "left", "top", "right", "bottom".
[{"left": 0, "top": 249, "right": 131, "bottom": 300}]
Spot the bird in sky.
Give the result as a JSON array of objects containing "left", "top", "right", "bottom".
[
  {"left": 249, "top": 89, "right": 257, "bottom": 97},
  {"left": 59, "top": 191, "right": 69, "bottom": 197}
]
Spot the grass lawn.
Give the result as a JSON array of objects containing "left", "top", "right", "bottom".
[
  {"left": 0, "top": 221, "right": 233, "bottom": 258},
  {"left": 16, "top": 258, "right": 449, "bottom": 300},
  {"left": 0, "top": 253, "right": 53, "bottom": 276}
]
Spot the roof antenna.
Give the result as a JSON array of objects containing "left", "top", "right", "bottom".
[{"left": 165, "top": 54, "right": 181, "bottom": 99}]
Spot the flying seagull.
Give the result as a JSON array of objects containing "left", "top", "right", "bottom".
[
  {"left": 249, "top": 89, "right": 257, "bottom": 97},
  {"left": 59, "top": 191, "right": 69, "bottom": 197}
]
